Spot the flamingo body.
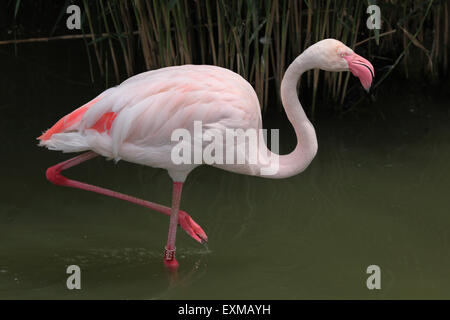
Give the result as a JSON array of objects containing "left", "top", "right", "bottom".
[{"left": 39, "top": 65, "right": 263, "bottom": 181}]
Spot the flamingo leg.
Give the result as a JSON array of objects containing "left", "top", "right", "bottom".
[
  {"left": 44, "top": 151, "right": 207, "bottom": 244},
  {"left": 164, "top": 182, "right": 183, "bottom": 268}
]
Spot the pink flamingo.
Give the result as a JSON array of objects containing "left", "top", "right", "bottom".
[{"left": 38, "top": 39, "right": 373, "bottom": 269}]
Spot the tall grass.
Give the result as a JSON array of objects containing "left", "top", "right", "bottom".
[{"left": 79, "top": 0, "right": 448, "bottom": 114}]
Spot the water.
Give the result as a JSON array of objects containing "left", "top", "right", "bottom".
[{"left": 0, "top": 44, "right": 449, "bottom": 299}]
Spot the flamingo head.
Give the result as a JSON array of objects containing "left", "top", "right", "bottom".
[{"left": 308, "top": 39, "right": 375, "bottom": 92}]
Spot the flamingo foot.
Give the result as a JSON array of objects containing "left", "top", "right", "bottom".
[
  {"left": 163, "top": 247, "right": 179, "bottom": 269},
  {"left": 178, "top": 210, "right": 208, "bottom": 244},
  {"left": 164, "top": 258, "right": 179, "bottom": 269}
]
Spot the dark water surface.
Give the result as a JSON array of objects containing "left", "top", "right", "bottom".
[{"left": 0, "top": 44, "right": 449, "bottom": 299}]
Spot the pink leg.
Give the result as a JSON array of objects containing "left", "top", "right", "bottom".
[
  {"left": 164, "top": 182, "right": 183, "bottom": 268},
  {"left": 45, "top": 151, "right": 207, "bottom": 244}
]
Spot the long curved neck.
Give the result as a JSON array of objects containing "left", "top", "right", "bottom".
[{"left": 259, "top": 51, "right": 318, "bottom": 179}]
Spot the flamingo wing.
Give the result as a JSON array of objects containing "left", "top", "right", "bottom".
[{"left": 38, "top": 65, "right": 262, "bottom": 169}]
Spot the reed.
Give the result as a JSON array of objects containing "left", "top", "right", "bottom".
[{"left": 73, "top": 0, "right": 448, "bottom": 115}]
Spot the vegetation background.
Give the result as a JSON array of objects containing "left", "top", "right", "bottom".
[{"left": 1, "top": 0, "right": 448, "bottom": 115}]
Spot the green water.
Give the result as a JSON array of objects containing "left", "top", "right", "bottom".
[{"left": 1, "top": 44, "right": 449, "bottom": 299}]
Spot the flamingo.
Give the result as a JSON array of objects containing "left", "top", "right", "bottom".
[{"left": 38, "top": 39, "right": 374, "bottom": 269}]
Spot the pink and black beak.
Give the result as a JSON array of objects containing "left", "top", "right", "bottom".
[{"left": 344, "top": 53, "right": 375, "bottom": 92}]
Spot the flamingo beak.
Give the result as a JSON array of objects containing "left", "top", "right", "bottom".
[{"left": 344, "top": 53, "right": 375, "bottom": 92}]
